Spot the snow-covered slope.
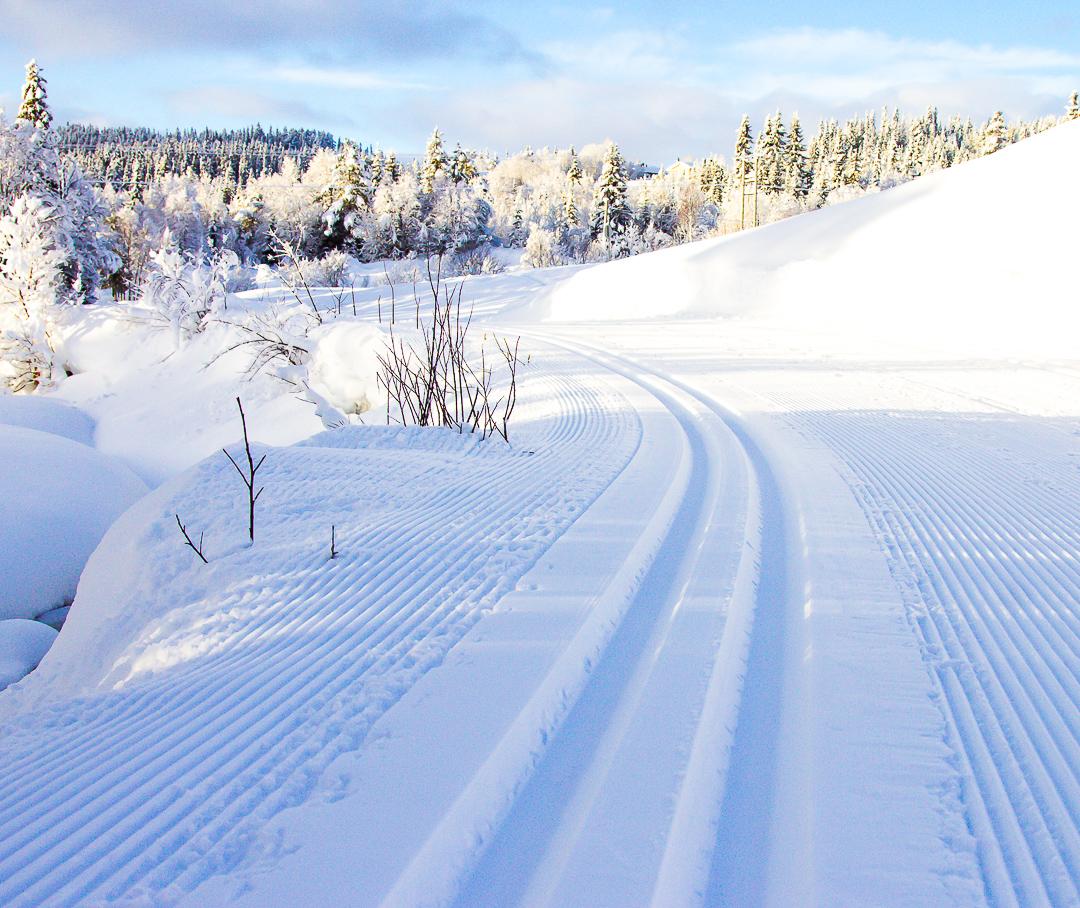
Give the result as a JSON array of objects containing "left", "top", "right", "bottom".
[
  {"left": 0, "top": 424, "right": 148, "bottom": 622},
  {"left": 540, "top": 121, "right": 1080, "bottom": 357},
  {"left": 1, "top": 123, "right": 1078, "bottom": 908}
]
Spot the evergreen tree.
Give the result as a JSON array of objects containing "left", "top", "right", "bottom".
[
  {"left": 322, "top": 142, "right": 369, "bottom": 249},
  {"left": 758, "top": 111, "right": 786, "bottom": 196},
  {"left": 449, "top": 144, "right": 476, "bottom": 184},
  {"left": 590, "top": 142, "right": 631, "bottom": 242},
  {"left": 17, "top": 60, "right": 52, "bottom": 130},
  {"left": 1068, "top": 92, "right": 1080, "bottom": 121},
  {"left": 785, "top": 114, "right": 811, "bottom": 199},
  {"left": 562, "top": 187, "right": 579, "bottom": 228},
  {"left": 385, "top": 151, "right": 402, "bottom": 183},
  {"left": 421, "top": 128, "right": 447, "bottom": 194},
  {"left": 981, "top": 111, "right": 1008, "bottom": 155},
  {"left": 567, "top": 148, "right": 583, "bottom": 184},
  {"left": 731, "top": 115, "right": 755, "bottom": 191}
]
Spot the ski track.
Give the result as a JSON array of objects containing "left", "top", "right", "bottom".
[
  {"left": 0, "top": 346, "right": 640, "bottom": 907},
  {"left": 445, "top": 334, "right": 776, "bottom": 908},
  {"left": 750, "top": 375, "right": 1080, "bottom": 907}
]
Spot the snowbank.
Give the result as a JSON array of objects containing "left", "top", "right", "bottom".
[
  {"left": 0, "top": 425, "right": 149, "bottom": 620},
  {"left": 0, "top": 619, "right": 57, "bottom": 691},
  {"left": 305, "top": 321, "right": 385, "bottom": 415},
  {"left": 0, "top": 395, "right": 95, "bottom": 445},
  {"left": 539, "top": 121, "right": 1080, "bottom": 358}
]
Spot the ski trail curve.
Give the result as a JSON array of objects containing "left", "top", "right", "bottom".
[
  {"left": 0, "top": 346, "right": 640, "bottom": 907},
  {"left": 419, "top": 334, "right": 794, "bottom": 908}
]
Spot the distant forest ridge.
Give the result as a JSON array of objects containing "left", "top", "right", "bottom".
[{"left": 53, "top": 124, "right": 345, "bottom": 186}]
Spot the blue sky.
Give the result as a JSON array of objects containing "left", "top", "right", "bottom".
[{"left": 1, "top": 1, "right": 1077, "bottom": 162}]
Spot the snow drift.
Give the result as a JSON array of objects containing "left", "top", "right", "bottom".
[
  {"left": 540, "top": 121, "right": 1080, "bottom": 357},
  {"left": 0, "top": 424, "right": 148, "bottom": 620}
]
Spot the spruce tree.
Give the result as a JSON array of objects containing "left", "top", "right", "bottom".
[
  {"left": 385, "top": 152, "right": 402, "bottom": 183},
  {"left": 981, "top": 111, "right": 1007, "bottom": 155},
  {"left": 563, "top": 188, "right": 579, "bottom": 228},
  {"left": 421, "top": 128, "right": 447, "bottom": 194},
  {"left": 567, "top": 148, "right": 583, "bottom": 184},
  {"left": 785, "top": 114, "right": 811, "bottom": 199},
  {"left": 1068, "top": 92, "right": 1080, "bottom": 121},
  {"left": 590, "top": 142, "right": 631, "bottom": 242},
  {"left": 731, "top": 115, "right": 754, "bottom": 192},
  {"left": 17, "top": 60, "right": 52, "bottom": 130},
  {"left": 449, "top": 145, "right": 476, "bottom": 184}
]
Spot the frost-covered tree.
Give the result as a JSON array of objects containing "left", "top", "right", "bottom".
[
  {"left": 522, "top": 225, "right": 563, "bottom": 268},
  {"left": 421, "top": 128, "right": 448, "bottom": 194},
  {"left": 0, "top": 195, "right": 66, "bottom": 390},
  {"left": 321, "top": 142, "right": 370, "bottom": 250},
  {"left": 17, "top": 60, "right": 52, "bottom": 131},
  {"left": 448, "top": 145, "right": 476, "bottom": 184},
  {"left": 758, "top": 111, "right": 787, "bottom": 196},
  {"left": 566, "top": 148, "right": 583, "bottom": 185},
  {"left": 1068, "top": 92, "right": 1080, "bottom": 121},
  {"left": 731, "top": 115, "right": 755, "bottom": 190},
  {"left": 785, "top": 114, "right": 811, "bottom": 199},
  {"left": 981, "top": 111, "right": 1008, "bottom": 155},
  {"left": 590, "top": 142, "right": 631, "bottom": 243}
]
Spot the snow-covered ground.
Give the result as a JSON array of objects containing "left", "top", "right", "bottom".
[{"left": 0, "top": 123, "right": 1078, "bottom": 906}]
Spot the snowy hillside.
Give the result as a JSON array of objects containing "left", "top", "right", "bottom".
[
  {"left": 1, "top": 119, "right": 1078, "bottom": 908},
  {"left": 540, "top": 120, "right": 1080, "bottom": 358}
]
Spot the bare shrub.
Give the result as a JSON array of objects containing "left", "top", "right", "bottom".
[{"left": 377, "top": 256, "right": 522, "bottom": 442}]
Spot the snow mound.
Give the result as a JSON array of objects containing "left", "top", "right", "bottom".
[
  {"left": 0, "top": 425, "right": 149, "bottom": 620},
  {"left": 0, "top": 395, "right": 95, "bottom": 445},
  {"left": 540, "top": 121, "right": 1080, "bottom": 357},
  {"left": 0, "top": 619, "right": 57, "bottom": 691},
  {"left": 305, "top": 321, "right": 385, "bottom": 416}
]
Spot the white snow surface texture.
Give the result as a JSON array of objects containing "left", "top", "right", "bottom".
[
  {"left": 0, "top": 122, "right": 1079, "bottom": 907},
  {"left": 0, "top": 413, "right": 148, "bottom": 621}
]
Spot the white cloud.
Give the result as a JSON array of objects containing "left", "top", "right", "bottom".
[{"left": 264, "top": 65, "right": 430, "bottom": 92}]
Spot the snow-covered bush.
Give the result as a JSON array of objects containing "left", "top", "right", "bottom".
[
  {"left": 138, "top": 240, "right": 244, "bottom": 344},
  {"left": 286, "top": 250, "right": 351, "bottom": 288},
  {"left": 447, "top": 247, "right": 505, "bottom": 276},
  {"left": 0, "top": 194, "right": 66, "bottom": 391},
  {"left": 522, "top": 225, "right": 564, "bottom": 269}
]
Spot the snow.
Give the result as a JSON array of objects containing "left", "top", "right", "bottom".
[
  {"left": 0, "top": 424, "right": 148, "bottom": 621},
  {"left": 0, "top": 619, "right": 57, "bottom": 691},
  {"left": 0, "top": 394, "right": 95, "bottom": 445},
  {"left": 305, "top": 320, "right": 385, "bottom": 416},
  {"left": 1, "top": 120, "right": 1079, "bottom": 907},
  {"left": 538, "top": 121, "right": 1080, "bottom": 359}
]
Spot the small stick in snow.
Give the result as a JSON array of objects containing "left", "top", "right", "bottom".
[
  {"left": 222, "top": 397, "right": 266, "bottom": 543},
  {"left": 330, "top": 524, "right": 338, "bottom": 560},
  {"left": 175, "top": 514, "right": 209, "bottom": 564}
]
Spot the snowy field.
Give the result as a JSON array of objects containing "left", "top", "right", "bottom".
[{"left": 0, "top": 122, "right": 1077, "bottom": 907}]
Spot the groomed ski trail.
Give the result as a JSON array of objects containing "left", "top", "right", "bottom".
[
  {"left": 0, "top": 346, "right": 640, "bottom": 907},
  {"left": 427, "top": 335, "right": 805, "bottom": 908}
]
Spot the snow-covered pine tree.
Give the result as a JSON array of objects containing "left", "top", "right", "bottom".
[
  {"left": 731, "top": 115, "right": 754, "bottom": 194},
  {"left": 384, "top": 151, "right": 402, "bottom": 183},
  {"left": 566, "top": 148, "right": 583, "bottom": 185},
  {"left": 590, "top": 142, "right": 631, "bottom": 242},
  {"left": 562, "top": 187, "right": 579, "bottom": 228},
  {"left": 421, "top": 128, "right": 448, "bottom": 194},
  {"left": 1068, "top": 92, "right": 1080, "bottom": 121},
  {"left": 448, "top": 145, "right": 476, "bottom": 184},
  {"left": 981, "top": 111, "right": 1008, "bottom": 155},
  {"left": 785, "top": 114, "right": 811, "bottom": 199},
  {"left": 758, "top": 111, "right": 786, "bottom": 196},
  {"left": 699, "top": 158, "right": 725, "bottom": 205},
  {"left": 322, "top": 141, "right": 369, "bottom": 249},
  {"left": 0, "top": 194, "right": 66, "bottom": 390},
  {"left": 17, "top": 60, "right": 52, "bottom": 131}
]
